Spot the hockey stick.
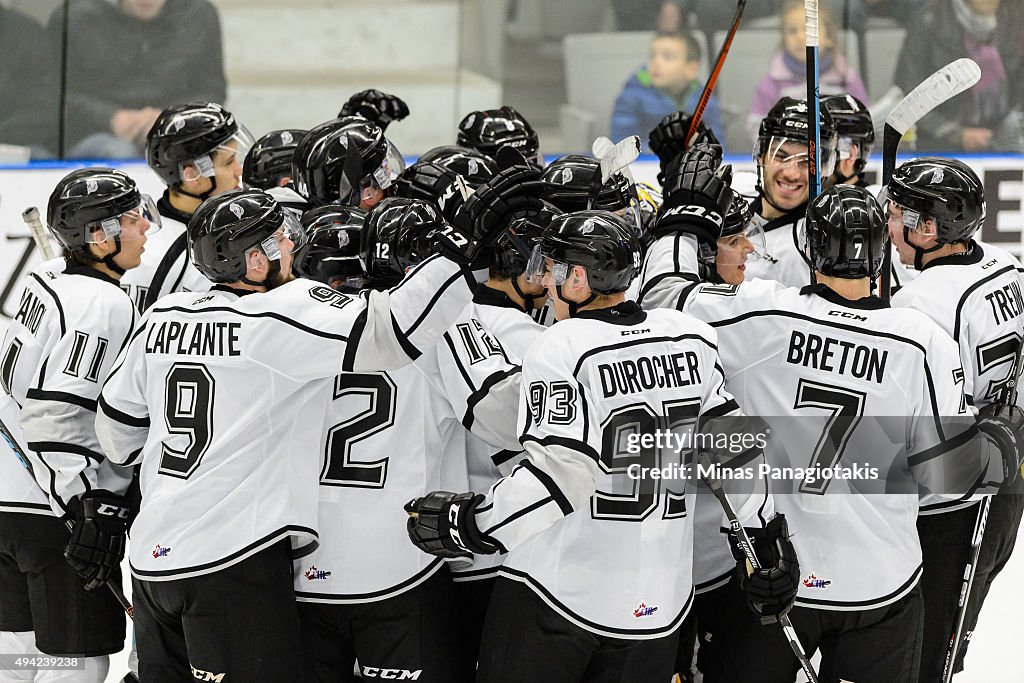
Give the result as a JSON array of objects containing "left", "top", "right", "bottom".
[
  {"left": 588, "top": 136, "right": 641, "bottom": 210},
  {"left": 942, "top": 338, "right": 1023, "bottom": 681},
  {"left": 684, "top": 0, "right": 747, "bottom": 147},
  {"left": 21, "top": 207, "right": 58, "bottom": 260},
  {"left": 878, "top": 57, "right": 981, "bottom": 300},
  {"left": 699, "top": 452, "right": 820, "bottom": 683},
  {"left": 805, "top": 0, "right": 822, "bottom": 201}
]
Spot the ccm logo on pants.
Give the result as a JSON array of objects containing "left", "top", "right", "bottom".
[
  {"left": 361, "top": 667, "right": 423, "bottom": 680},
  {"left": 191, "top": 667, "right": 225, "bottom": 682}
]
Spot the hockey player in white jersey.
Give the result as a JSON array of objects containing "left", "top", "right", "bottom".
[
  {"left": 886, "top": 157, "right": 1024, "bottom": 681},
  {"left": 292, "top": 204, "right": 367, "bottom": 293},
  {"left": 0, "top": 168, "right": 156, "bottom": 682},
  {"left": 118, "top": 102, "right": 252, "bottom": 313},
  {"left": 407, "top": 210, "right": 793, "bottom": 683},
  {"left": 292, "top": 116, "right": 405, "bottom": 211},
  {"left": 638, "top": 143, "right": 1024, "bottom": 681},
  {"left": 94, "top": 161, "right": 541, "bottom": 681},
  {"left": 293, "top": 197, "right": 523, "bottom": 683}
]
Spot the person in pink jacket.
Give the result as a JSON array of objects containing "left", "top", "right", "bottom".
[{"left": 746, "top": 0, "right": 868, "bottom": 144}]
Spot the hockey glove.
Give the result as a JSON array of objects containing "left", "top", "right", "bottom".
[
  {"left": 405, "top": 491, "right": 500, "bottom": 559},
  {"left": 648, "top": 111, "right": 721, "bottom": 185},
  {"left": 395, "top": 161, "right": 465, "bottom": 215},
  {"left": 730, "top": 513, "right": 800, "bottom": 624},
  {"left": 977, "top": 403, "right": 1024, "bottom": 489},
  {"left": 338, "top": 89, "right": 410, "bottom": 130},
  {"left": 64, "top": 490, "right": 131, "bottom": 590},
  {"left": 655, "top": 143, "right": 734, "bottom": 246},
  {"left": 438, "top": 163, "right": 545, "bottom": 266}
]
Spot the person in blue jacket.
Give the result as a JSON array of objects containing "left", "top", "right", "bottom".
[{"left": 611, "top": 30, "right": 725, "bottom": 152}]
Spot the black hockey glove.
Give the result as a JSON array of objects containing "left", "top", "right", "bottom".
[
  {"left": 648, "top": 111, "right": 721, "bottom": 185},
  {"left": 338, "top": 89, "right": 410, "bottom": 130},
  {"left": 730, "top": 513, "right": 800, "bottom": 624},
  {"left": 977, "top": 403, "right": 1024, "bottom": 489},
  {"left": 405, "top": 491, "right": 500, "bottom": 558},
  {"left": 64, "top": 490, "right": 131, "bottom": 590},
  {"left": 395, "top": 161, "right": 465, "bottom": 215},
  {"left": 655, "top": 143, "right": 734, "bottom": 246},
  {"left": 437, "top": 163, "right": 545, "bottom": 266}
]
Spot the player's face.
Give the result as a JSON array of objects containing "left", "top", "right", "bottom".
[
  {"left": 887, "top": 202, "right": 938, "bottom": 265},
  {"left": 715, "top": 233, "right": 754, "bottom": 285},
  {"left": 761, "top": 140, "right": 810, "bottom": 211},
  {"left": 358, "top": 186, "right": 386, "bottom": 210},
  {"left": 542, "top": 258, "right": 589, "bottom": 320},
  {"left": 210, "top": 142, "right": 243, "bottom": 197}
]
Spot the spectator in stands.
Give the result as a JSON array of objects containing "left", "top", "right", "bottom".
[
  {"left": 0, "top": 5, "right": 58, "bottom": 157},
  {"left": 52, "top": 0, "right": 227, "bottom": 159},
  {"left": 747, "top": 0, "right": 869, "bottom": 143},
  {"left": 895, "top": 0, "right": 1024, "bottom": 152},
  {"left": 610, "top": 30, "right": 725, "bottom": 151}
]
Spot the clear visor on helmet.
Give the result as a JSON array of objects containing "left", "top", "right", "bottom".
[
  {"left": 756, "top": 135, "right": 838, "bottom": 179},
  {"left": 716, "top": 223, "right": 767, "bottom": 266},
  {"left": 524, "top": 245, "right": 571, "bottom": 285},
  {"left": 881, "top": 190, "right": 937, "bottom": 237},
  {"left": 257, "top": 210, "right": 307, "bottom": 261},
  {"left": 338, "top": 140, "right": 406, "bottom": 202},
  {"left": 85, "top": 194, "right": 162, "bottom": 243},
  {"left": 179, "top": 126, "right": 255, "bottom": 183},
  {"left": 612, "top": 199, "right": 643, "bottom": 237},
  {"left": 837, "top": 136, "right": 855, "bottom": 161}
]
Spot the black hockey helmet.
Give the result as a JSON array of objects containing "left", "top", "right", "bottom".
[
  {"left": 886, "top": 157, "right": 986, "bottom": 245},
  {"left": 243, "top": 129, "right": 307, "bottom": 190},
  {"left": 822, "top": 94, "right": 875, "bottom": 177},
  {"left": 800, "top": 184, "right": 886, "bottom": 279},
  {"left": 541, "top": 155, "right": 637, "bottom": 214},
  {"left": 418, "top": 145, "right": 498, "bottom": 188},
  {"left": 721, "top": 189, "right": 754, "bottom": 238},
  {"left": 291, "top": 117, "right": 405, "bottom": 206},
  {"left": 47, "top": 168, "right": 152, "bottom": 250},
  {"left": 146, "top": 103, "right": 250, "bottom": 190},
  {"left": 525, "top": 210, "right": 640, "bottom": 295},
  {"left": 457, "top": 106, "right": 541, "bottom": 163},
  {"left": 360, "top": 197, "right": 443, "bottom": 287},
  {"left": 492, "top": 203, "right": 562, "bottom": 278},
  {"left": 293, "top": 204, "right": 367, "bottom": 290},
  {"left": 755, "top": 97, "right": 839, "bottom": 174},
  {"left": 188, "top": 189, "right": 306, "bottom": 285}
]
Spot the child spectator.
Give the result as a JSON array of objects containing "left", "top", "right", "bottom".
[
  {"left": 611, "top": 30, "right": 725, "bottom": 152},
  {"left": 747, "top": 0, "right": 868, "bottom": 143}
]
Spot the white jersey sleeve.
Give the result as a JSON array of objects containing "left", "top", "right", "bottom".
[{"left": 636, "top": 233, "right": 702, "bottom": 311}]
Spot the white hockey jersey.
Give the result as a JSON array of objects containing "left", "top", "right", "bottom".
[
  {"left": 295, "top": 289, "right": 522, "bottom": 603},
  {"left": 742, "top": 198, "right": 812, "bottom": 288},
  {"left": 893, "top": 240, "right": 1024, "bottom": 513},
  {"left": 0, "top": 264, "right": 136, "bottom": 517},
  {"left": 475, "top": 302, "right": 770, "bottom": 637},
  {"left": 96, "top": 255, "right": 474, "bottom": 581},
  {"left": 119, "top": 194, "right": 210, "bottom": 313},
  {"left": 678, "top": 278, "right": 1006, "bottom": 609}
]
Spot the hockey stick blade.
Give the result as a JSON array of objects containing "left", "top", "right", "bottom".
[{"left": 596, "top": 136, "right": 640, "bottom": 184}]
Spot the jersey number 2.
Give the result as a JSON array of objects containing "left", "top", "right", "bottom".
[{"left": 322, "top": 374, "right": 397, "bottom": 488}]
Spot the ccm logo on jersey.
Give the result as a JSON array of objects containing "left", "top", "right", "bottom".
[
  {"left": 361, "top": 667, "right": 422, "bottom": 680},
  {"left": 190, "top": 667, "right": 225, "bottom": 682},
  {"left": 620, "top": 328, "right": 650, "bottom": 336},
  {"left": 827, "top": 310, "right": 867, "bottom": 322},
  {"left": 659, "top": 205, "right": 723, "bottom": 226}
]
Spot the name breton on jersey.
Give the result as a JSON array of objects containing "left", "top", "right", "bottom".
[
  {"left": 145, "top": 320, "right": 242, "bottom": 356},
  {"left": 786, "top": 330, "right": 887, "bottom": 384},
  {"left": 598, "top": 351, "right": 701, "bottom": 398}
]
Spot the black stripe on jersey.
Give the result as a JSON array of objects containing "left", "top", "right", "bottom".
[
  {"left": 0, "top": 501, "right": 52, "bottom": 514},
  {"left": 25, "top": 388, "right": 97, "bottom": 412},
  {"left": 122, "top": 447, "right": 144, "bottom": 467},
  {"left": 295, "top": 558, "right": 443, "bottom": 603},
  {"left": 520, "top": 434, "right": 600, "bottom": 462},
  {"left": 342, "top": 309, "right": 367, "bottom": 373},
  {"left": 481, "top": 496, "right": 558, "bottom": 539},
  {"left": 500, "top": 566, "right": 695, "bottom": 637},
  {"left": 108, "top": 315, "right": 150, "bottom": 380},
  {"left": 390, "top": 311, "right": 421, "bottom": 360},
  {"left": 403, "top": 267, "right": 468, "bottom": 338},
  {"left": 442, "top": 331, "right": 476, "bottom": 391},
  {"left": 701, "top": 397, "right": 740, "bottom": 419},
  {"left": 27, "top": 441, "right": 105, "bottom": 463},
  {"left": 694, "top": 569, "right": 732, "bottom": 595},
  {"left": 907, "top": 424, "right": 979, "bottom": 468},
  {"left": 491, "top": 448, "right": 522, "bottom": 467},
  {"left": 143, "top": 232, "right": 189, "bottom": 311},
  {"left": 98, "top": 394, "right": 150, "bottom": 428},
  {"left": 951, "top": 263, "right": 1017, "bottom": 341},
  {"left": 796, "top": 565, "right": 922, "bottom": 609},
  {"left": 150, "top": 305, "right": 350, "bottom": 343},
  {"left": 131, "top": 525, "right": 318, "bottom": 579},
  {"left": 33, "top": 450, "right": 67, "bottom": 512},
  {"left": 520, "top": 459, "right": 574, "bottom": 515},
  {"left": 637, "top": 272, "right": 699, "bottom": 306},
  {"left": 464, "top": 367, "right": 521, "bottom": 431},
  {"left": 388, "top": 253, "right": 439, "bottom": 297},
  {"left": 29, "top": 272, "right": 66, "bottom": 337}
]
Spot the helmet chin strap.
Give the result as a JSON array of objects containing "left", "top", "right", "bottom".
[
  {"left": 103, "top": 236, "right": 125, "bottom": 275},
  {"left": 905, "top": 225, "right": 944, "bottom": 271},
  {"left": 510, "top": 276, "right": 539, "bottom": 312},
  {"left": 240, "top": 254, "right": 282, "bottom": 290},
  {"left": 555, "top": 283, "right": 596, "bottom": 318},
  {"left": 177, "top": 174, "right": 218, "bottom": 202}
]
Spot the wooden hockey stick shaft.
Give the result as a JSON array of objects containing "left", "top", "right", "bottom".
[
  {"left": 699, "top": 453, "right": 820, "bottom": 683},
  {"left": 684, "top": 0, "right": 747, "bottom": 147}
]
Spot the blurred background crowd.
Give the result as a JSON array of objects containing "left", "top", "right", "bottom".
[{"left": 0, "top": 0, "right": 1021, "bottom": 162}]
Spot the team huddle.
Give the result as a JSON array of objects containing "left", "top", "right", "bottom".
[{"left": 0, "top": 88, "right": 1022, "bottom": 683}]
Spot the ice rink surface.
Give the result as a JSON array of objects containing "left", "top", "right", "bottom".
[{"left": 102, "top": 525, "right": 1024, "bottom": 682}]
